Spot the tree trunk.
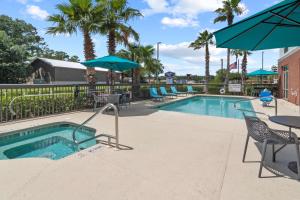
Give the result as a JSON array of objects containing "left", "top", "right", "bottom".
[
  {"left": 83, "top": 30, "right": 96, "bottom": 60},
  {"left": 241, "top": 51, "right": 247, "bottom": 85},
  {"left": 205, "top": 44, "right": 210, "bottom": 94},
  {"left": 130, "top": 53, "right": 140, "bottom": 100},
  {"left": 108, "top": 29, "right": 116, "bottom": 55},
  {"left": 107, "top": 29, "right": 117, "bottom": 91},
  {"left": 226, "top": 48, "right": 230, "bottom": 85},
  {"left": 131, "top": 68, "right": 140, "bottom": 100},
  {"left": 226, "top": 16, "right": 233, "bottom": 88},
  {"left": 83, "top": 29, "right": 96, "bottom": 87}
]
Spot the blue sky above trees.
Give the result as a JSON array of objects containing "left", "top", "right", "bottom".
[{"left": 1, "top": 0, "right": 281, "bottom": 75}]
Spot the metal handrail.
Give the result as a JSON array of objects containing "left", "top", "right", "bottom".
[
  {"left": 72, "top": 103, "right": 119, "bottom": 149},
  {"left": 233, "top": 96, "right": 278, "bottom": 116},
  {"left": 9, "top": 93, "right": 74, "bottom": 116}
]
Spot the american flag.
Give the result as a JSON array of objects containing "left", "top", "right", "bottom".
[{"left": 229, "top": 62, "right": 237, "bottom": 70}]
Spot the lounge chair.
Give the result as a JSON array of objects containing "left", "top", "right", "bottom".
[
  {"left": 160, "top": 87, "right": 177, "bottom": 98},
  {"left": 149, "top": 88, "right": 164, "bottom": 101},
  {"left": 243, "top": 114, "right": 300, "bottom": 178},
  {"left": 170, "top": 86, "right": 187, "bottom": 96},
  {"left": 186, "top": 85, "right": 197, "bottom": 95},
  {"left": 259, "top": 89, "right": 273, "bottom": 106}
]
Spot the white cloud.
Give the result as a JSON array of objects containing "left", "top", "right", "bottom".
[
  {"left": 17, "top": 0, "right": 42, "bottom": 4},
  {"left": 157, "top": 41, "right": 278, "bottom": 75},
  {"left": 160, "top": 42, "right": 226, "bottom": 60},
  {"left": 17, "top": 0, "right": 27, "bottom": 4},
  {"left": 161, "top": 17, "right": 198, "bottom": 27},
  {"left": 142, "top": 0, "right": 169, "bottom": 15},
  {"left": 143, "top": 0, "right": 250, "bottom": 27},
  {"left": 26, "top": 5, "right": 49, "bottom": 20},
  {"left": 143, "top": 0, "right": 222, "bottom": 17},
  {"left": 198, "top": 28, "right": 217, "bottom": 34},
  {"left": 171, "top": 0, "right": 222, "bottom": 17},
  {"left": 158, "top": 41, "right": 228, "bottom": 74},
  {"left": 239, "top": 3, "right": 249, "bottom": 17},
  {"left": 57, "top": 33, "right": 71, "bottom": 37}
]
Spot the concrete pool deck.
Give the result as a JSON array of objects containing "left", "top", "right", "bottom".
[{"left": 0, "top": 95, "right": 300, "bottom": 200}]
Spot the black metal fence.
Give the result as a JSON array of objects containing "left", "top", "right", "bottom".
[
  {"left": 0, "top": 84, "right": 132, "bottom": 123},
  {"left": 0, "top": 83, "right": 278, "bottom": 123}
]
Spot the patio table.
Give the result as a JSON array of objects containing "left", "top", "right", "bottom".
[{"left": 269, "top": 116, "right": 300, "bottom": 175}]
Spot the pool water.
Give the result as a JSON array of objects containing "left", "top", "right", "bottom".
[
  {"left": 158, "top": 96, "right": 255, "bottom": 119},
  {"left": 0, "top": 123, "right": 97, "bottom": 160}
]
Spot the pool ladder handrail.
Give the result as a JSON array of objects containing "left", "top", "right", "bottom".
[
  {"left": 72, "top": 103, "right": 119, "bottom": 149},
  {"left": 233, "top": 96, "right": 278, "bottom": 116}
]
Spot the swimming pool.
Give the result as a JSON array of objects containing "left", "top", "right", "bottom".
[
  {"left": 157, "top": 96, "right": 255, "bottom": 119},
  {"left": 0, "top": 122, "right": 97, "bottom": 160}
]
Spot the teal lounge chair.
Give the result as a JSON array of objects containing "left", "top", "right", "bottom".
[
  {"left": 160, "top": 87, "right": 177, "bottom": 98},
  {"left": 149, "top": 88, "right": 164, "bottom": 101},
  {"left": 186, "top": 85, "right": 197, "bottom": 95},
  {"left": 171, "top": 86, "right": 186, "bottom": 96}
]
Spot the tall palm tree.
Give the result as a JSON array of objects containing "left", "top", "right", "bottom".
[
  {"left": 96, "top": 0, "right": 142, "bottom": 55},
  {"left": 47, "top": 0, "right": 102, "bottom": 85},
  {"left": 214, "top": 0, "right": 243, "bottom": 85},
  {"left": 117, "top": 44, "right": 160, "bottom": 83},
  {"left": 142, "top": 58, "right": 164, "bottom": 83},
  {"left": 241, "top": 50, "right": 252, "bottom": 84},
  {"left": 117, "top": 44, "right": 163, "bottom": 92},
  {"left": 231, "top": 49, "right": 243, "bottom": 73},
  {"left": 189, "top": 30, "right": 214, "bottom": 93}
]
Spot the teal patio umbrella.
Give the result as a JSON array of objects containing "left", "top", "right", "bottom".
[
  {"left": 247, "top": 69, "right": 278, "bottom": 77},
  {"left": 214, "top": 0, "right": 300, "bottom": 50},
  {"left": 247, "top": 69, "right": 278, "bottom": 84},
  {"left": 82, "top": 55, "right": 140, "bottom": 72}
]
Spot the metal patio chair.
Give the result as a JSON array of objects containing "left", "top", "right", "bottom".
[
  {"left": 243, "top": 114, "right": 300, "bottom": 178},
  {"left": 107, "top": 94, "right": 121, "bottom": 111},
  {"left": 93, "top": 93, "right": 107, "bottom": 111},
  {"left": 119, "top": 93, "right": 131, "bottom": 109}
]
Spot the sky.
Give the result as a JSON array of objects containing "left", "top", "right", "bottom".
[{"left": 0, "top": 0, "right": 283, "bottom": 75}]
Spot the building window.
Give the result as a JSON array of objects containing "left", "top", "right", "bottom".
[{"left": 284, "top": 47, "right": 289, "bottom": 54}]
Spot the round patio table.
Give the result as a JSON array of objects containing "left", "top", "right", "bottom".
[{"left": 269, "top": 116, "right": 300, "bottom": 175}]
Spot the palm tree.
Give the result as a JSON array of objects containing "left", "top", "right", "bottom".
[
  {"left": 47, "top": 0, "right": 102, "bottom": 85},
  {"left": 117, "top": 44, "right": 163, "bottom": 95},
  {"left": 143, "top": 59, "right": 164, "bottom": 83},
  {"left": 96, "top": 0, "right": 142, "bottom": 55},
  {"left": 214, "top": 0, "right": 244, "bottom": 85},
  {"left": 117, "top": 44, "right": 161, "bottom": 82},
  {"left": 189, "top": 30, "right": 214, "bottom": 93},
  {"left": 241, "top": 50, "right": 252, "bottom": 84},
  {"left": 231, "top": 49, "right": 243, "bottom": 73}
]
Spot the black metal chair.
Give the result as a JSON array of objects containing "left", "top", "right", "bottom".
[
  {"left": 243, "top": 114, "right": 300, "bottom": 178},
  {"left": 119, "top": 93, "right": 130, "bottom": 109},
  {"left": 107, "top": 94, "right": 120, "bottom": 111}
]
